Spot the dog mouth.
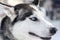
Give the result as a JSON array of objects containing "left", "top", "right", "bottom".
[{"left": 29, "top": 32, "right": 51, "bottom": 40}]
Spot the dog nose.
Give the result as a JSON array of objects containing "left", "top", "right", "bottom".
[{"left": 50, "top": 27, "right": 57, "bottom": 35}]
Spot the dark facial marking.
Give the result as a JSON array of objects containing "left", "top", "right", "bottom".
[
  {"left": 12, "top": 4, "right": 34, "bottom": 25},
  {"left": 1, "top": 16, "right": 15, "bottom": 40},
  {"left": 23, "top": 11, "right": 33, "bottom": 17},
  {"left": 1, "top": 16, "right": 11, "bottom": 31},
  {"left": 12, "top": 11, "right": 33, "bottom": 25},
  {"left": 14, "top": 4, "right": 29, "bottom": 11},
  {"left": 14, "top": 4, "right": 29, "bottom": 15},
  {"left": 14, "top": 4, "right": 34, "bottom": 15}
]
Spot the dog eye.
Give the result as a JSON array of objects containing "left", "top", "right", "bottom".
[{"left": 29, "top": 17, "right": 38, "bottom": 21}]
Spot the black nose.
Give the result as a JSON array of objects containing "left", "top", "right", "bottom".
[{"left": 50, "top": 28, "right": 57, "bottom": 35}]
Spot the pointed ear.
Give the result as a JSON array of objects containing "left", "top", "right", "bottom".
[{"left": 32, "top": 0, "right": 39, "bottom": 5}]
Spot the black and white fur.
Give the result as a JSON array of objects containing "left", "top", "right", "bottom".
[{"left": 0, "top": 4, "right": 57, "bottom": 40}]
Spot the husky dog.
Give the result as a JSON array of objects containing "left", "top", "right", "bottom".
[{"left": 0, "top": 4, "right": 57, "bottom": 40}]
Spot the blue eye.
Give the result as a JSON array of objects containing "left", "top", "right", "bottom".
[{"left": 29, "top": 17, "right": 38, "bottom": 21}]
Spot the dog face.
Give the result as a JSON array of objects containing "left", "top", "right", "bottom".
[{"left": 1, "top": 4, "right": 57, "bottom": 40}]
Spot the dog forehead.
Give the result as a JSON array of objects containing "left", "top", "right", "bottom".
[
  {"left": 12, "top": 4, "right": 44, "bottom": 25},
  {"left": 15, "top": 4, "right": 44, "bottom": 18},
  {"left": 14, "top": 4, "right": 35, "bottom": 11}
]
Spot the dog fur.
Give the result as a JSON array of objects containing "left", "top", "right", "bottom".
[{"left": 0, "top": 4, "right": 57, "bottom": 40}]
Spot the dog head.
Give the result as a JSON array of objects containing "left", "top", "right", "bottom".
[
  {"left": 1, "top": 4, "right": 57, "bottom": 40},
  {"left": 12, "top": 4, "right": 57, "bottom": 40}
]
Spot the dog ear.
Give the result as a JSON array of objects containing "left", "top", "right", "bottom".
[
  {"left": 32, "top": 0, "right": 39, "bottom": 5},
  {"left": 1, "top": 16, "right": 15, "bottom": 40}
]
